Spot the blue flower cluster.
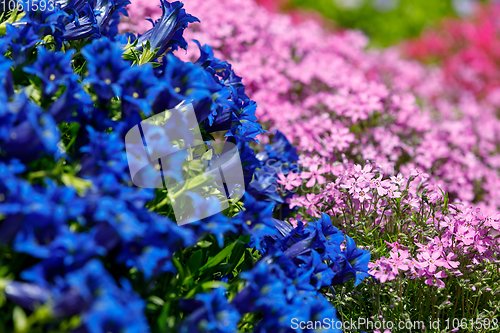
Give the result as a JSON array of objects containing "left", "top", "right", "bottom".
[{"left": 0, "top": 1, "right": 371, "bottom": 332}]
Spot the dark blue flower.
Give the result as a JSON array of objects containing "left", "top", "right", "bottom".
[
  {"left": 256, "top": 130, "right": 299, "bottom": 165},
  {"left": 118, "top": 63, "right": 164, "bottom": 118},
  {"left": 179, "top": 288, "right": 241, "bottom": 333},
  {"left": 116, "top": 214, "right": 195, "bottom": 280},
  {"left": 136, "top": 0, "right": 199, "bottom": 56},
  {"left": 0, "top": 56, "right": 14, "bottom": 100},
  {"left": 47, "top": 75, "right": 93, "bottom": 123},
  {"left": 0, "top": 93, "right": 61, "bottom": 161},
  {"left": 63, "top": 2, "right": 101, "bottom": 40},
  {"left": 81, "top": 38, "right": 129, "bottom": 102},
  {"left": 16, "top": 1, "right": 68, "bottom": 45},
  {"left": 93, "top": 0, "right": 131, "bottom": 35},
  {"left": 330, "top": 236, "right": 371, "bottom": 286},
  {"left": 50, "top": 260, "right": 149, "bottom": 331},
  {"left": 4, "top": 24, "right": 40, "bottom": 66},
  {"left": 79, "top": 126, "right": 129, "bottom": 180},
  {"left": 233, "top": 193, "right": 278, "bottom": 252},
  {"left": 20, "top": 230, "right": 105, "bottom": 286},
  {"left": 24, "top": 47, "right": 76, "bottom": 97},
  {"left": 153, "top": 54, "right": 212, "bottom": 116}
]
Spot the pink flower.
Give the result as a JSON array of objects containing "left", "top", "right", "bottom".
[
  {"left": 354, "top": 164, "right": 374, "bottom": 177},
  {"left": 390, "top": 172, "right": 405, "bottom": 186},
  {"left": 405, "top": 197, "right": 420, "bottom": 209},
  {"left": 442, "top": 253, "right": 460, "bottom": 269},
  {"left": 276, "top": 172, "right": 302, "bottom": 191},
  {"left": 388, "top": 250, "right": 409, "bottom": 274},
  {"left": 418, "top": 251, "right": 446, "bottom": 273},
  {"left": 287, "top": 195, "right": 305, "bottom": 209},
  {"left": 407, "top": 257, "right": 423, "bottom": 275},
  {"left": 370, "top": 175, "right": 390, "bottom": 196},
  {"left": 288, "top": 215, "right": 305, "bottom": 228},
  {"left": 455, "top": 225, "right": 476, "bottom": 246},
  {"left": 354, "top": 187, "right": 372, "bottom": 203},
  {"left": 386, "top": 184, "right": 401, "bottom": 198},
  {"left": 327, "top": 127, "right": 355, "bottom": 151},
  {"left": 410, "top": 168, "right": 429, "bottom": 180},
  {"left": 340, "top": 175, "right": 366, "bottom": 195},
  {"left": 301, "top": 164, "right": 326, "bottom": 188},
  {"left": 369, "top": 260, "right": 397, "bottom": 283},
  {"left": 425, "top": 271, "right": 448, "bottom": 288}
]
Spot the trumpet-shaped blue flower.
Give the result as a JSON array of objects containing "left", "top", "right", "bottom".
[
  {"left": 179, "top": 288, "right": 241, "bottom": 333},
  {"left": 24, "top": 47, "right": 76, "bottom": 97},
  {"left": 118, "top": 63, "right": 164, "bottom": 118},
  {"left": 136, "top": 0, "right": 199, "bottom": 56},
  {"left": 4, "top": 24, "right": 40, "bottom": 65},
  {"left": 81, "top": 38, "right": 130, "bottom": 102}
]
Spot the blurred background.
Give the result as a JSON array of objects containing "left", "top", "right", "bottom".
[{"left": 255, "top": 0, "right": 494, "bottom": 47}]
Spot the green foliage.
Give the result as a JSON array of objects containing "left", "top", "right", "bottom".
[{"left": 288, "top": 0, "right": 488, "bottom": 47}]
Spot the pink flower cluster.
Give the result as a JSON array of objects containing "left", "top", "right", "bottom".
[
  {"left": 404, "top": 2, "right": 500, "bottom": 104},
  {"left": 286, "top": 161, "right": 500, "bottom": 288},
  {"left": 369, "top": 204, "right": 500, "bottom": 288},
  {"left": 131, "top": 0, "right": 500, "bottom": 215}
]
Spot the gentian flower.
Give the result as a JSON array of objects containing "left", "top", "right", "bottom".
[
  {"left": 4, "top": 24, "right": 40, "bottom": 65},
  {"left": 24, "top": 47, "right": 76, "bottom": 97},
  {"left": 179, "top": 289, "right": 240, "bottom": 333},
  {"left": 118, "top": 63, "right": 164, "bottom": 118},
  {"left": 136, "top": 1, "right": 199, "bottom": 57},
  {"left": 82, "top": 38, "right": 130, "bottom": 102}
]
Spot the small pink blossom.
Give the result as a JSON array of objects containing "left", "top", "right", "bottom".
[
  {"left": 390, "top": 172, "right": 405, "bottom": 186},
  {"left": 276, "top": 172, "right": 302, "bottom": 191},
  {"left": 354, "top": 187, "right": 372, "bottom": 203},
  {"left": 410, "top": 168, "right": 429, "bottom": 180},
  {"left": 287, "top": 195, "right": 305, "bottom": 209},
  {"left": 386, "top": 184, "right": 401, "bottom": 198},
  {"left": 301, "top": 164, "right": 326, "bottom": 188}
]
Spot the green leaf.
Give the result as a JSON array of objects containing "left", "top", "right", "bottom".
[
  {"left": 223, "top": 240, "right": 247, "bottom": 275},
  {"left": 13, "top": 307, "right": 27, "bottom": 333},
  {"left": 187, "top": 250, "right": 204, "bottom": 275},
  {"left": 200, "top": 281, "right": 228, "bottom": 291},
  {"left": 199, "top": 240, "right": 238, "bottom": 272}
]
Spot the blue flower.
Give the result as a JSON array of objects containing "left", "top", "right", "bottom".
[
  {"left": 0, "top": 56, "right": 14, "bottom": 100},
  {"left": 24, "top": 47, "right": 76, "bottom": 97},
  {"left": 256, "top": 130, "right": 299, "bottom": 165},
  {"left": 52, "top": 260, "right": 149, "bottom": 331},
  {"left": 81, "top": 38, "right": 130, "bottom": 102},
  {"left": 153, "top": 54, "right": 212, "bottom": 117},
  {"left": 331, "top": 236, "right": 371, "bottom": 286},
  {"left": 20, "top": 230, "right": 105, "bottom": 286},
  {"left": 234, "top": 193, "right": 278, "bottom": 252},
  {"left": 0, "top": 93, "right": 61, "bottom": 161},
  {"left": 47, "top": 75, "right": 93, "bottom": 123},
  {"left": 116, "top": 215, "right": 195, "bottom": 280},
  {"left": 118, "top": 63, "right": 164, "bottom": 118},
  {"left": 16, "top": 1, "right": 68, "bottom": 46},
  {"left": 93, "top": 0, "right": 131, "bottom": 36},
  {"left": 4, "top": 24, "right": 40, "bottom": 66},
  {"left": 179, "top": 288, "right": 241, "bottom": 333},
  {"left": 136, "top": 0, "right": 199, "bottom": 56},
  {"left": 79, "top": 126, "right": 129, "bottom": 181},
  {"left": 10, "top": 180, "right": 85, "bottom": 257},
  {"left": 63, "top": 2, "right": 101, "bottom": 40}
]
